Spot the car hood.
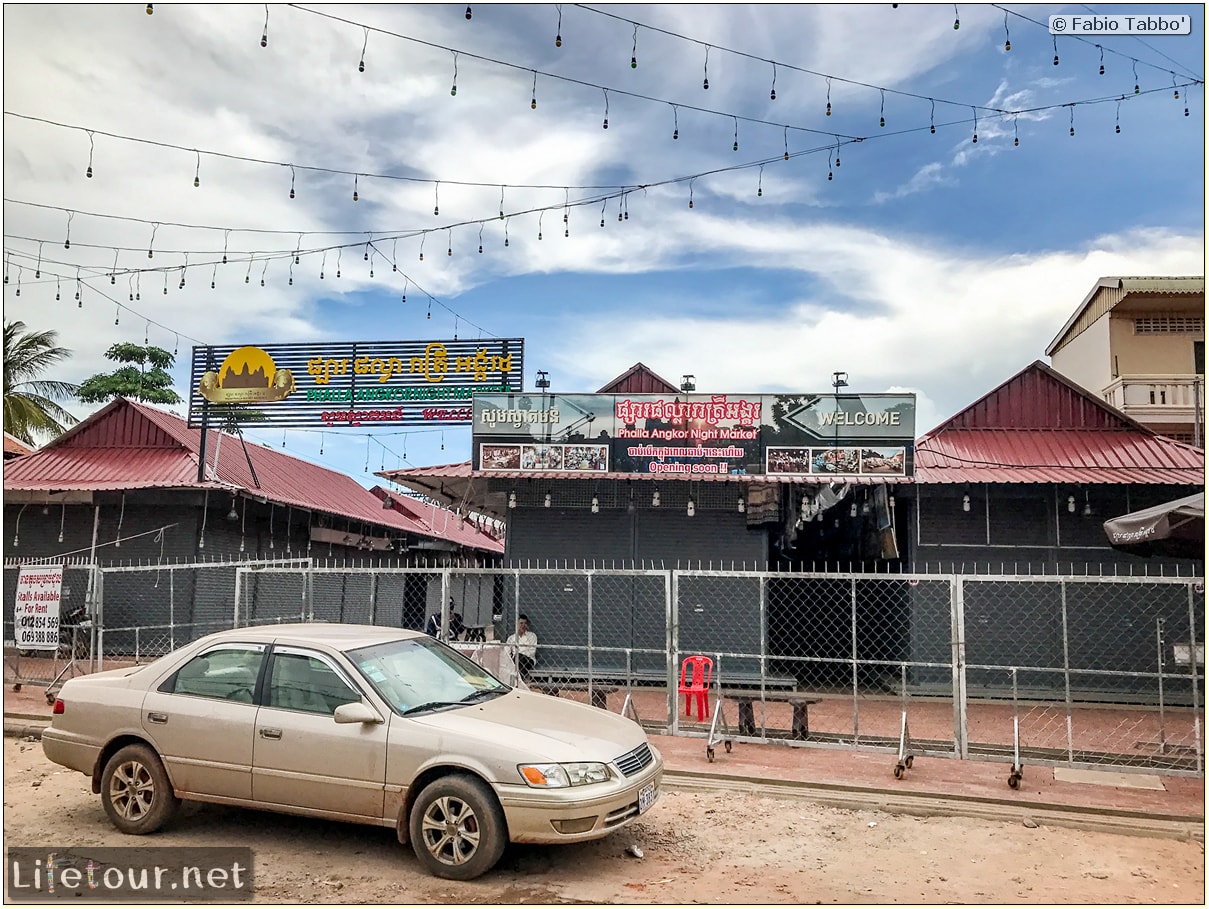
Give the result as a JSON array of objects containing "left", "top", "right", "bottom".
[{"left": 410, "top": 689, "right": 648, "bottom": 763}]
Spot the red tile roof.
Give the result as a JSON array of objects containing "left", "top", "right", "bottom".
[
  {"left": 914, "top": 362, "right": 1204, "bottom": 485},
  {"left": 3, "top": 399, "right": 502, "bottom": 552}
]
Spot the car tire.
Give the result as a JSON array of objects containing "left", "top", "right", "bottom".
[
  {"left": 409, "top": 774, "right": 507, "bottom": 881},
  {"left": 100, "top": 743, "right": 181, "bottom": 835}
]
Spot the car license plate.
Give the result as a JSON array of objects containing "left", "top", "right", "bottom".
[{"left": 637, "top": 782, "right": 657, "bottom": 814}]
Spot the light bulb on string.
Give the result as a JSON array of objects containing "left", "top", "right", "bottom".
[
  {"left": 1052, "top": 36, "right": 1059, "bottom": 66},
  {"left": 35, "top": 242, "right": 44, "bottom": 279},
  {"left": 260, "top": 260, "right": 268, "bottom": 287},
  {"left": 600, "top": 199, "right": 607, "bottom": 227},
  {"left": 602, "top": 88, "right": 609, "bottom": 129},
  {"left": 537, "top": 211, "right": 544, "bottom": 240},
  {"left": 783, "top": 127, "right": 789, "bottom": 161},
  {"left": 504, "top": 218, "right": 510, "bottom": 247},
  {"left": 358, "top": 27, "right": 368, "bottom": 73},
  {"left": 1173, "top": 76, "right": 1180, "bottom": 100},
  {"left": 1099, "top": 47, "right": 1105, "bottom": 75},
  {"left": 418, "top": 236, "right": 425, "bottom": 262},
  {"left": 825, "top": 78, "right": 832, "bottom": 116},
  {"left": 434, "top": 182, "right": 440, "bottom": 216},
  {"left": 732, "top": 116, "right": 739, "bottom": 151},
  {"left": 319, "top": 250, "right": 326, "bottom": 280},
  {"left": 971, "top": 106, "right": 978, "bottom": 143},
  {"left": 1003, "top": 12, "right": 1010, "bottom": 51},
  {"left": 1133, "top": 61, "right": 1140, "bottom": 94},
  {"left": 671, "top": 103, "right": 679, "bottom": 140},
  {"left": 834, "top": 141, "right": 841, "bottom": 167},
  {"left": 109, "top": 249, "right": 117, "bottom": 284},
  {"left": 953, "top": 4, "right": 959, "bottom": 29},
  {"left": 401, "top": 277, "right": 408, "bottom": 304},
  {"left": 1115, "top": 101, "right": 1121, "bottom": 134},
  {"left": 163, "top": 272, "right": 168, "bottom": 295},
  {"left": 352, "top": 174, "right": 359, "bottom": 202},
  {"left": 499, "top": 186, "right": 506, "bottom": 219},
  {"left": 85, "top": 129, "right": 94, "bottom": 178},
  {"left": 12, "top": 265, "right": 19, "bottom": 297},
  {"left": 756, "top": 166, "right": 763, "bottom": 198},
  {"left": 688, "top": 179, "right": 694, "bottom": 209},
  {"left": 447, "top": 228, "right": 453, "bottom": 257},
  {"left": 478, "top": 224, "right": 484, "bottom": 254},
  {"left": 260, "top": 3, "right": 268, "bottom": 46},
  {"left": 465, "top": 5, "right": 471, "bottom": 19},
  {"left": 245, "top": 258, "right": 253, "bottom": 284},
  {"left": 1013, "top": 117, "right": 1020, "bottom": 146},
  {"left": 426, "top": 301, "right": 431, "bottom": 320},
  {"left": 449, "top": 52, "right": 457, "bottom": 95},
  {"left": 879, "top": 89, "right": 885, "bottom": 128},
  {"left": 554, "top": 3, "right": 562, "bottom": 46},
  {"left": 531, "top": 70, "right": 538, "bottom": 109},
  {"left": 336, "top": 248, "right": 342, "bottom": 278},
  {"left": 64, "top": 209, "right": 74, "bottom": 249},
  {"left": 770, "top": 62, "right": 777, "bottom": 100},
  {"left": 631, "top": 24, "right": 638, "bottom": 68},
  {"left": 55, "top": 277, "right": 61, "bottom": 301},
  {"left": 1068, "top": 105, "right": 1075, "bottom": 137},
  {"left": 930, "top": 99, "right": 936, "bottom": 134},
  {"left": 146, "top": 3, "right": 153, "bottom": 13},
  {"left": 211, "top": 264, "right": 217, "bottom": 289},
  {"left": 827, "top": 150, "right": 834, "bottom": 181},
  {"left": 193, "top": 150, "right": 200, "bottom": 187}
]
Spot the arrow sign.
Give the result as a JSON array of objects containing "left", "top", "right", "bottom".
[{"left": 782, "top": 395, "right": 915, "bottom": 441}]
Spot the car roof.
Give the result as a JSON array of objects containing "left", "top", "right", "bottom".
[{"left": 204, "top": 623, "right": 424, "bottom": 652}]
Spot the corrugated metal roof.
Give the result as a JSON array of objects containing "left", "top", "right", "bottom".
[
  {"left": 3, "top": 399, "right": 501, "bottom": 552},
  {"left": 4, "top": 432, "right": 34, "bottom": 458},
  {"left": 914, "top": 429, "right": 1204, "bottom": 484}
]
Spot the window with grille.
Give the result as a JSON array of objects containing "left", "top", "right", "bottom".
[{"left": 1134, "top": 316, "right": 1204, "bottom": 334}]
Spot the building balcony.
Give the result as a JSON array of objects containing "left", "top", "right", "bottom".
[{"left": 1102, "top": 374, "right": 1205, "bottom": 429}]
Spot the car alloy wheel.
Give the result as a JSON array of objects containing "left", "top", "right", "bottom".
[
  {"left": 410, "top": 775, "right": 506, "bottom": 880},
  {"left": 100, "top": 743, "right": 180, "bottom": 835}
]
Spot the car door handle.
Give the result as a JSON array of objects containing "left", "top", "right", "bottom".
[
  {"left": 147, "top": 712, "right": 168, "bottom": 724},
  {"left": 259, "top": 727, "right": 282, "bottom": 739}
]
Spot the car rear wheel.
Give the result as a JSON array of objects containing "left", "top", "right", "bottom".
[
  {"left": 100, "top": 744, "right": 180, "bottom": 835},
  {"left": 409, "top": 774, "right": 507, "bottom": 880}
]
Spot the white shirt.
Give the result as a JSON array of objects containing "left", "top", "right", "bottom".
[{"left": 506, "top": 629, "right": 537, "bottom": 662}]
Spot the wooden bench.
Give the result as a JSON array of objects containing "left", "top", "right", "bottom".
[
  {"left": 529, "top": 682, "right": 618, "bottom": 711},
  {"left": 720, "top": 688, "right": 820, "bottom": 739}
]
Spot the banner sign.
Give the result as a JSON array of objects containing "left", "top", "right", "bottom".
[
  {"left": 472, "top": 393, "right": 915, "bottom": 478},
  {"left": 14, "top": 565, "right": 63, "bottom": 651},
  {"left": 188, "top": 339, "right": 524, "bottom": 427}
]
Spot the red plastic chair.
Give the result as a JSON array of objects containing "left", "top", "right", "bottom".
[{"left": 678, "top": 655, "right": 713, "bottom": 722}]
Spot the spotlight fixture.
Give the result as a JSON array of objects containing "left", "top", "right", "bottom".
[
  {"left": 680, "top": 374, "right": 696, "bottom": 392},
  {"left": 889, "top": 495, "right": 896, "bottom": 509},
  {"left": 535, "top": 370, "right": 551, "bottom": 390},
  {"left": 591, "top": 495, "right": 599, "bottom": 514},
  {"left": 544, "top": 491, "right": 552, "bottom": 508},
  {"left": 508, "top": 491, "right": 517, "bottom": 509},
  {"left": 227, "top": 499, "right": 239, "bottom": 521},
  {"left": 1067, "top": 495, "right": 1076, "bottom": 514},
  {"left": 652, "top": 488, "right": 661, "bottom": 507},
  {"left": 686, "top": 497, "right": 696, "bottom": 517},
  {"left": 962, "top": 494, "right": 971, "bottom": 512},
  {"left": 737, "top": 495, "right": 745, "bottom": 513}
]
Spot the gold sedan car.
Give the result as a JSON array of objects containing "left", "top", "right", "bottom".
[{"left": 42, "top": 624, "right": 662, "bottom": 880}]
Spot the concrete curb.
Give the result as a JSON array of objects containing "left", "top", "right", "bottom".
[{"left": 5, "top": 719, "right": 49, "bottom": 740}]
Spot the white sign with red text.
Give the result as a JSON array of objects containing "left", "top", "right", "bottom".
[{"left": 14, "top": 565, "right": 63, "bottom": 651}]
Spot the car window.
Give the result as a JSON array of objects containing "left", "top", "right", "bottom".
[
  {"left": 268, "top": 651, "right": 361, "bottom": 715},
  {"left": 164, "top": 646, "right": 262, "bottom": 702},
  {"left": 351, "top": 637, "right": 506, "bottom": 715}
]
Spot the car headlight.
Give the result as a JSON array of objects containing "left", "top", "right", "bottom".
[{"left": 518, "top": 762, "right": 612, "bottom": 787}]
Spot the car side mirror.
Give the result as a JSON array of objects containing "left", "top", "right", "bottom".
[{"left": 333, "top": 701, "right": 384, "bottom": 725}]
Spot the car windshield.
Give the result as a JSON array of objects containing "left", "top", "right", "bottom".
[{"left": 348, "top": 636, "right": 509, "bottom": 716}]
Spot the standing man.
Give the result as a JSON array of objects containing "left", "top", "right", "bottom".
[{"left": 506, "top": 614, "right": 538, "bottom": 682}]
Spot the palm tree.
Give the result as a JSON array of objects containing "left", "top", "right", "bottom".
[{"left": 3, "top": 320, "right": 79, "bottom": 444}]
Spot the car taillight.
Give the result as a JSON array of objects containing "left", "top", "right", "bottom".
[{"left": 52, "top": 699, "right": 65, "bottom": 715}]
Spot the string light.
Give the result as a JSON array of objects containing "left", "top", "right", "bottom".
[
  {"left": 1133, "top": 61, "right": 1140, "bottom": 94},
  {"left": 446, "top": 228, "right": 452, "bottom": 256},
  {"left": 1173, "top": 76, "right": 1180, "bottom": 100},
  {"left": 193, "top": 149, "right": 200, "bottom": 188},
  {"left": 358, "top": 27, "right": 368, "bottom": 72},
  {"left": 465, "top": 6, "right": 472, "bottom": 20},
  {"left": 146, "top": 222, "right": 157, "bottom": 259},
  {"left": 971, "top": 106, "right": 978, "bottom": 143},
  {"left": 288, "top": 165, "right": 296, "bottom": 199},
  {"left": 930, "top": 99, "right": 936, "bottom": 134},
  {"left": 631, "top": 24, "right": 638, "bottom": 68},
  {"left": 827, "top": 149, "right": 833, "bottom": 181},
  {"left": 63, "top": 210, "right": 73, "bottom": 249},
  {"left": 825, "top": 78, "right": 832, "bottom": 116},
  {"left": 478, "top": 223, "right": 484, "bottom": 253},
  {"left": 756, "top": 165, "right": 763, "bottom": 198},
  {"left": 1013, "top": 115, "right": 1020, "bottom": 146},
  {"left": 671, "top": 103, "right": 679, "bottom": 140},
  {"left": 85, "top": 129, "right": 94, "bottom": 178},
  {"left": 953, "top": 4, "right": 959, "bottom": 30},
  {"left": 504, "top": 217, "right": 510, "bottom": 247},
  {"left": 433, "top": 182, "right": 440, "bottom": 216},
  {"left": 498, "top": 185, "right": 505, "bottom": 219},
  {"left": 537, "top": 211, "right": 544, "bottom": 240},
  {"left": 732, "top": 116, "right": 739, "bottom": 151},
  {"left": 783, "top": 127, "right": 789, "bottom": 160},
  {"left": 352, "top": 174, "right": 359, "bottom": 202},
  {"left": 1052, "top": 36, "right": 1060, "bottom": 67},
  {"left": 449, "top": 51, "right": 458, "bottom": 95},
  {"left": 554, "top": 3, "right": 562, "bottom": 47},
  {"left": 530, "top": 70, "right": 537, "bottom": 109},
  {"left": 702, "top": 45, "right": 710, "bottom": 90},
  {"left": 688, "top": 178, "right": 694, "bottom": 209},
  {"left": 261, "top": 4, "right": 269, "bottom": 47},
  {"left": 1003, "top": 12, "right": 1010, "bottom": 51},
  {"left": 769, "top": 62, "right": 777, "bottom": 100},
  {"left": 1115, "top": 101, "right": 1121, "bottom": 134},
  {"left": 1069, "top": 105, "right": 1075, "bottom": 137},
  {"left": 146, "top": 3, "right": 153, "bottom": 14},
  {"left": 879, "top": 89, "right": 885, "bottom": 128},
  {"left": 1099, "top": 47, "right": 1105, "bottom": 76},
  {"left": 600, "top": 198, "right": 607, "bottom": 227},
  {"left": 602, "top": 88, "right": 609, "bottom": 129}
]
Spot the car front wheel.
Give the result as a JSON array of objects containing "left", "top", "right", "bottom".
[
  {"left": 100, "top": 744, "right": 180, "bottom": 835},
  {"left": 409, "top": 774, "right": 507, "bottom": 880}
]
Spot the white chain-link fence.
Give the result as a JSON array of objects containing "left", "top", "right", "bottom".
[{"left": 5, "top": 559, "right": 1202, "bottom": 775}]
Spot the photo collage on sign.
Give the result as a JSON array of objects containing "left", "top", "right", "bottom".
[
  {"left": 766, "top": 446, "right": 906, "bottom": 476},
  {"left": 480, "top": 443, "right": 608, "bottom": 472}
]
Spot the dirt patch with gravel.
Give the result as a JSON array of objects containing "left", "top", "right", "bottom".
[{"left": 3, "top": 737, "right": 1203, "bottom": 904}]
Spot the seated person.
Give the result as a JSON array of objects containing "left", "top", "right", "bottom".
[{"left": 505, "top": 614, "right": 538, "bottom": 681}]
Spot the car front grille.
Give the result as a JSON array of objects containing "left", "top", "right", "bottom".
[{"left": 613, "top": 742, "right": 654, "bottom": 777}]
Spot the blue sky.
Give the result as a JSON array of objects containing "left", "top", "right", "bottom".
[{"left": 3, "top": 3, "right": 1204, "bottom": 491}]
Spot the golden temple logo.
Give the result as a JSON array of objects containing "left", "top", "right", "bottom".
[{"left": 199, "top": 346, "right": 295, "bottom": 405}]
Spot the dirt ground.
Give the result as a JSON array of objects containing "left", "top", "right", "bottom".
[{"left": 3, "top": 736, "right": 1203, "bottom": 905}]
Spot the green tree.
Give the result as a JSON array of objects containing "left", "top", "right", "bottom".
[
  {"left": 2, "top": 320, "right": 79, "bottom": 444},
  {"left": 77, "top": 342, "right": 183, "bottom": 405}
]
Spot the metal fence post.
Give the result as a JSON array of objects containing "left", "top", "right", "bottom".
[
  {"left": 1060, "top": 579, "right": 1074, "bottom": 763},
  {"left": 233, "top": 567, "right": 243, "bottom": 628},
  {"left": 94, "top": 567, "right": 104, "bottom": 672},
  {"left": 850, "top": 577, "right": 860, "bottom": 746},
  {"left": 1188, "top": 583, "right": 1204, "bottom": 774},
  {"left": 1156, "top": 617, "right": 1167, "bottom": 756},
  {"left": 668, "top": 570, "right": 678, "bottom": 736},
  {"left": 586, "top": 571, "right": 594, "bottom": 694},
  {"left": 952, "top": 575, "right": 968, "bottom": 759},
  {"left": 368, "top": 572, "right": 378, "bottom": 625},
  {"left": 759, "top": 576, "right": 767, "bottom": 690}
]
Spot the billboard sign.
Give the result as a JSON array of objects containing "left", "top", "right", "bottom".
[
  {"left": 189, "top": 338, "right": 524, "bottom": 427},
  {"left": 472, "top": 392, "right": 915, "bottom": 478}
]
